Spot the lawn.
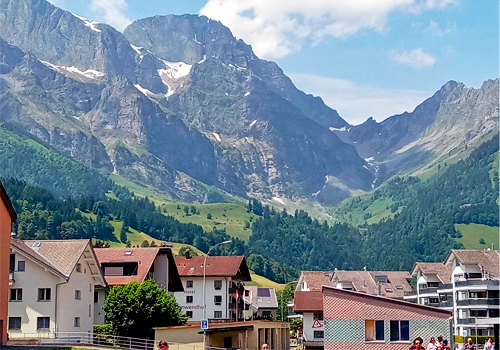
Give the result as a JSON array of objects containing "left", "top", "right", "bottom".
[
  {"left": 246, "top": 274, "right": 286, "bottom": 291},
  {"left": 455, "top": 223, "right": 499, "bottom": 250}
]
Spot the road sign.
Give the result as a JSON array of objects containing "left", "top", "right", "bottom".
[
  {"left": 201, "top": 319, "right": 208, "bottom": 330},
  {"left": 312, "top": 318, "right": 322, "bottom": 328}
]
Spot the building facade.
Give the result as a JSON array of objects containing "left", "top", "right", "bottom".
[
  {"left": 243, "top": 286, "right": 278, "bottom": 320},
  {"left": 174, "top": 256, "right": 252, "bottom": 322},
  {"left": 404, "top": 250, "right": 499, "bottom": 337},
  {"left": 0, "top": 180, "right": 17, "bottom": 345},
  {"left": 8, "top": 239, "right": 105, "bottom": 337},
  {"left": 93, "top": 246, "right": 183, "bottom": 324},
  {"left": 323, "top": 286, "right": 452, "bottom": 350}
]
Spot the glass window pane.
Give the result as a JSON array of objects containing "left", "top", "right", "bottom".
[
  {"left": 365, "top": 320, "right": 375, "bottom": 341},
  {"left": 375, "top": 321, "right": 385, "bottom": 340},
  {"left": 401, "top": 321, "right": 409, "bottom": 340},
  {"left": 390, "top": 320, "right": 400, "bottom": 341}
]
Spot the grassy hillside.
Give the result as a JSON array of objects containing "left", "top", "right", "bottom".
[
  {"left": 247, "top": 274, "right": 286, "bottom": 291},
  {"left": 455, "top": 223, "right": 499, "bottom": 250},
  {"left": 110, "top": 174, "right": 257, "bottom": 241}
]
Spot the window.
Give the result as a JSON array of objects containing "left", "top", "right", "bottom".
[
  {"left": 214, "top": 295, "right": 222, "bottom": 305},
  {"left": 89, "top": 305, "right": 92, "bottom": 317},
  {"left": 470, "top": 309, "right": 487, "bottom": 318},
  {"left": 89, "top": 283, "right": 92, "bottom": 292},
  {"left": 37, "top": 317, "right": 50, "bottom": 330},
  {"left": 314, "top": 331, "right": 324, "bottom": 339},
  {"left": 94, "top": 291, "right": 99, "bottom": 303},
  {"left": 214, "top": 311, "right": 222, "bottom": 318},
  {"left": 18, "top": 261, "right": 25, "bottom": 272},
  {"left": 74, "top": 317, "right": 80, "bottom": 327},
  {"left": 186, "top": 296, "right": 193, "bottom": 303},
  {"left": 214, "top": 280, "right": 222, "bottom": 290},
  {"left": 9, "top": 254, "right": 15, "bottom": 272},
  {"left": 76, "top": 263, "right": 82, "bottom": 273},
  {"left": 313, "top": 312, "right": 324, "bottom": 321},
  {"left": 8, "top": 317, "right": 21, "bottom": 330},
  {"left": 262, "top": 311, "right": 272, "bottom": 318},
  {"left": 390, "top": 320, "right": 409, "bottom": 341},
  {"left": 186, "top": 281, "right": 193, "bottom": 288},
  {"left": 10, "top": 289, "right": 22, "bottom": 301},
  {"left": 38, "top": 288, "right": 51, "bottom": 301},
  {"left": 365, "top": 320, "right": 384, "bottom": 341},
  {"left": 186, "top": 311, "right": 193, "bottom": 318},
  {"left": 75, "top": 290, "right": 81, "bottom": 300}
]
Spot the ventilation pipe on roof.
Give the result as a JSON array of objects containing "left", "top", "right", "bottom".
[{"left": 185, "top": 250, "right": 191, "bottom": 259}]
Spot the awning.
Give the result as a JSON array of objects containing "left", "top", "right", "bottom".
[{"left": 198, "top": 325, "right": 254, "bottom": 334}]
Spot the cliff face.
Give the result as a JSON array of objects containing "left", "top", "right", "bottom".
[{"left": 0, "top": 2, "right": 373, "bottom": 204}]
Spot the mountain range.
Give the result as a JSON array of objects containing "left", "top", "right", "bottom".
[{"left": 0, "top": 0, "right": 498, "bottom": 206}]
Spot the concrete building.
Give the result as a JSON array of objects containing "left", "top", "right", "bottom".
[
  {"left": 93, "top": 246, "right": 183, "bottom": 324},
  {"left": 174, "top": 256, "right": 252, "bottom": 322},
  {"left": 404, "top": 249, "right": 499, "bottom": 338},
  {"left": 154, "top": 320, "right": 290, "bottom": 350},
  {"left": 322, "top": 285, "right": 452, "bottom": 350},
  {"left": 0, "top": 180, "right": 17, "bottom": 345},
  {"left": 243, "top": 286, "right": 279, "bottom": 320},
  {"left": 8, "top": 239, "right": 105, "bottom": 337},
  {"left": 292, "top": 270, "right": 413, "bottom": 350}
]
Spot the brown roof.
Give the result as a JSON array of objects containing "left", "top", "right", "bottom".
[
  {"left": 332, "top": 270, "right": 412, "bottom": 299},
  {"left": 445, "top": 249, "right": 500, "bottom": 278},
  {"left": 300, "top": 271, "right": 333, "bottom": 291},
  {"left": 322, "top": 285, "right": 452, "bottom": 317},
  {"left": 174, "top": 256, "right": 252, "bottom": 281},
  {"left": 411, "top": 262, "right": 453, "bottom": 283},
  {"left": 294, "top": 291, "right": 323, "bottom": 313},
  {"left": 0, "top": 179, "right": 17, "bottom": 221},
  {"left": 11, "top": 239, "right": 95, "bottom": 278}
]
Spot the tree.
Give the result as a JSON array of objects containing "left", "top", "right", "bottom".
[
  {"left": 120, "top": 225, "right": 128, "bottom": 243},
  {"left": 103, "top": 280, "right": 187, "bottom": 338},
  {"left": 183, "top": 206, "right": 190, "bottom": 216},
  {"left": 276, "top": 281, "right": 296, "bottom": 321},
  {"left": 92, "top": 240, "right": 110, "bottom": 248},
  {"left": 190, "top": 205, "right": 196, "bottom": 214},
  {"left": 207, "top": 213, "right": 212, "bottom": 220},
  {"left": 141, "top": 240, "right": 149, "bottom": 247}
]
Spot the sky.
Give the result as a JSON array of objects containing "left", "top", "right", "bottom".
[{"left": 50, "top": 0, "right": 498, "bottom": 125}]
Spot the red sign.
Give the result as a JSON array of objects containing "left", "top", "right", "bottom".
[{"left": 312, "top": 318, "right": 322, "bottom": 328}]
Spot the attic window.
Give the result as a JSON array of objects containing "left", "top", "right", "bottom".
[
  {"left": 385, "top": 288, "right": 393, "bottom": 293},
  {"left": 32, "top": 241, "right": 41, "bottom": 248},
  {"left": 396, "top": 286, "right": 403, "bottom": 290},
  {"left": 124, "top": 251, "right": 132, "bottom": 255},
  {"left": 190, "top": 267, "right": 195, "bottom": 270}
]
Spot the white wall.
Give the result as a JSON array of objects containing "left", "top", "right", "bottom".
[
  {"left": 302, "top": 312, "right": 323, "bottom": 342},
  {"left": 93, "top": 288, "right": 106, "bottom": 325},
  {"left": 174, "top": 277, "right": 231, "bottom": 321},
  {"left": 152, "top": 254, "right": 169, "bottom": 290}
]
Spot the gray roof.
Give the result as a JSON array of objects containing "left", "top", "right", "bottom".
[
  {"left": 445, "top": 249, "right": 500, "bottom": 278},
  {"left": 244, "top": 286, "right": 278, "bottom": 310}
]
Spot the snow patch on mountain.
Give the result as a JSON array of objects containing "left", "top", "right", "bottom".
[
  {"left": 134, "top": 84, "right": 154, "bottom": 97},
  {"left": 40, "top": 61, "right": 104, "bottom": 80},
  {"left": 329, "top": 126, "right": 350, "bottom": 132},
  {"left": 249, "top": 120, "right": 257, "bottom": 127},
  {"left": 130, "top": 44, "right": 143, "bottom": 55},
  {"left": 71, "top": 13, "right": 101, "bottom": 32},
  {"left": 158, "top": 60, "right": 192, "bottom": 97},
  {"left": 212, "top": 132, "right": 221, "bottom": 142},
  {"left": 272, "top": 197, "right": 285, "bottom": 205}
]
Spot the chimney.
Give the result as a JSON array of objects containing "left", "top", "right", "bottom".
[{"left": 185, "top": 250, "right": 191, "bottom": 259}]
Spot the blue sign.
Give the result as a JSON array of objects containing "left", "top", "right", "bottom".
[{"left": 201, "top": 319, "right": 208, "bottom": 330}]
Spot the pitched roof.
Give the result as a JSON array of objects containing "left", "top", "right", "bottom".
[
  {"left": 244, "top": 286, "right": 278, "bottom": 310},
  {"left": 294, "top": 291, "right": 323, "bottom": 313},
  {"left": 445, "top": 249, "right": 500, "bottom": 278},
  {"left": 11, "top": 239, "right": 91, "bottom": 278},
  {"left": 410, "top": 262, "right": 453, "bottom": 283},
  {"left": 94, "top": 247, "right": 184, "bottom": 290},
  {"left": 300, "top": 271, "right": 333, "bottom": 291},
  {"left": 0, "top": 179, "right": 17, "bottom": 221},
  {"left": 333, "top": 270, "right": 412, "bottom": 299},
  {"left": 174, "top": 256, "right": 252, "bottom": 281}
]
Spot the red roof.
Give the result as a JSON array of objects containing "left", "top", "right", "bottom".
[
  {"left": 174, "top": 256, "right": 252, "bottom": 281},
  {"left": 294, "top": 291, "right": 323, "bottom": 313},
  {"left": 94, "top": 247, "right": 184, "bottom": 291},
  {"left": 301, "top": 271, "right": 333, "bottom": 291}
]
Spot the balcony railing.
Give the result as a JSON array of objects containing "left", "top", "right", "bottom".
[
  {"left": 404, "top": 290, "right": 417, "bottom": 296},
  {"left": 455, "top": 280, "right": 500, "bottom": 287},
  {"left": 438, "top": 283, "right": 453, "bottom": 290},
  {"left": 457, "top": 318, "right": 476, "bottom": 325},
  {"left": 456, "top": 299, "right": 500, "bottom": 306},
  {"left": 418, "top": 288, "right": 438, "bottom": 295},
  {"left": 438, "top": 301, "right": 453, "bottom": 307}
]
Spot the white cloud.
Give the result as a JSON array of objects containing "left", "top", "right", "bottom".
[
  {"left": 89, "top": 0, "right": 132, "bottom": 32},
  {"left": 428, "top": 20, "right": 456, "bottom": 36},
  {"left": 390, "top": 48, "right": 436, "bottom": 67},
  {"left": 199, "top": 0, "right": 458, "bottom": 58},
  {"left": 288, "top": 74, "right": 432, "bottom": 125}
]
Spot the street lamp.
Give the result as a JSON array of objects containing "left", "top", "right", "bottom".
[{"left": 203, "top": 240, "right": 232, "bottom": 350}]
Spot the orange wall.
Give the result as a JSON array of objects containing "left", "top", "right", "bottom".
[{"left": 0, "top": 199, "right": 12, "bottom": 345}]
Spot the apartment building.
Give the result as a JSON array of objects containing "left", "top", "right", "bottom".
[
  {"left": 404, "top": 249, "right": 499, "bottom": 337},
  {"left": 293, "top": 270, "right": 412, "bottom": 350},
  {"left": 93, "top": 246, "right": 183, "bottom": 324},
  {"left": 174, "top": 255, "right": 252, "bottom": 322},
  {"left": 243, "top": 286, "right": 279, "bottom": 320},
  {"left": 0, "top": 180, "right": 17, "bottom": 345},
  {"left": 8, "top": 239, "right": 105, "bottom": 336}
]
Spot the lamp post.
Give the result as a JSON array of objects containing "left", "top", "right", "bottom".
[{"left": 203, "top": 240, "right": 232, "bottom": 350}]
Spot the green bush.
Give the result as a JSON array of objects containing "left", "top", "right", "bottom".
[
  {"left": 93, "top": 324, "right": 113, "bottom": 335},
  {"left": 455, "top": 335, "right": 492, "bottom": 344}
]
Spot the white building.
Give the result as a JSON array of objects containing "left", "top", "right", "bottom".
[
  {"left": 243, "top": 286, "right": 278, "bottom": 320},
  {"left": 8, "top": 239, "right": 105, "bottom": 336},
  {"left": 174, "top": 256, "right": 252, "bottom": 322},
  {"left": 93, "top": 246, "right": 183, "bottom": 324},
  {"left": 404, "top": 249, "right": 499, "bottom": 337}
]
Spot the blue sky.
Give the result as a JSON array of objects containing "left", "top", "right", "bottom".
[{"left": 52, "top": 0, "right": 498, "bottom": 125}]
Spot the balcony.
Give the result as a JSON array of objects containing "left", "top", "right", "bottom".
[
  {"left": 438, "top": 301, "right": 453, "bottom": 308},
  {"left": 456, "top": 299, "right": 500, "bottom": 306},
  {"left": 438, "top": 283, "right": 453, "bottom": 290},
  {"left": 9, "top": 271, "right": 14, "bottom": 285},
  {"left": 418, "top": 288, "right": 438, "bottom": 295},
  {"left": 404, "top": 290, "right": 417, "bottom": 296},
  {"left": 457, "top": 318, "right": 476, "bottom": 325},
  {"left": 455, "top": 280, "right": 500, "bottom": 288}
]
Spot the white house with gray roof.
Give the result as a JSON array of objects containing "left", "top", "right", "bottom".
[{"left": 8, "top": 239, "right": 105, "bottom": 337}]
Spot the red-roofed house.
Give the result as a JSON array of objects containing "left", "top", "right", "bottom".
[
  {"left": 93, "top": 246, "right": 183, "bottom": 324},
  {"left": 174, "top": 256, "right": 252, "bottom": 322}
]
